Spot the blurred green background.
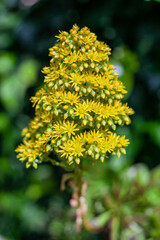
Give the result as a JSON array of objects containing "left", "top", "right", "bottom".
[{"left": 0, "top": 0, "right": 160, "bottom": 239}]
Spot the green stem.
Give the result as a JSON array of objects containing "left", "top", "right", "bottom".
[
  {"left": 75, "top": 167, "right": 83, "bottom": 198},
  {"left": 46, "top": 156, "right": 64, "bottom": 167}
]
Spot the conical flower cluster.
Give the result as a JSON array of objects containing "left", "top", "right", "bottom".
[{"left": 16, "top": 25, "right": 134, "bottom": 169}]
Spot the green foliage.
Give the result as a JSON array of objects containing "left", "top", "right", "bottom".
[
  {"left": 0, "top": 55, "right": 39, "bottom": 113},
  {"left": 111, "top": 46, "right": 139, "bottom": 97},
  {"left": 84, "top": 164, "right": 160, "bottom": 239}
]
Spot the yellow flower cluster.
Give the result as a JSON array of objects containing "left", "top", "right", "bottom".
[{"left": 16, "top": 24, "right": 134, "bottom": 168}]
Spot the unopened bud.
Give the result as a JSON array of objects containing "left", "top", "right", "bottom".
[
  {"left": 82, "top": 119, "right": 87, "bottom": 125},
  {"left": 101, "top": 93, "right": 105, "bottom": 99},
  {"left": 108, "top": 98, "right": 113, "bottom": 104},
  {"left": 75, "top": 86, "right": 80, "bottom": 92},
  {"left": 90, "top": 63, "right": 95, "bottom": 68},
  {"left": 95, "top": 154, "right": 99, "bottom": 159},
  {"left": 46, "top": 106, "right": 52, "bottom": 111},
  {"left": 88, "top": 150, "right": 92, "bottom": 155},
  {"left": 100, "top": 156, "right": 104, "bottom": 162},
  {"left": 97, "top": 123, "right": 101, "bottom": 129},
  {"left": 28, "top": 157, "right": 33, "bottom": 163},
  {"left": 101, "top": 120, "right": 106, "bottom": 126},
  {"left": 54, "top": 110, "right": 59, "bottom": 116},
  {"left": 71, "top": 63, "right": 77, "bottom": 68},
  {"left": 105, "top": 90, "right": 110, "bottom": 95},
  {"left": 95, "top": 67, "right": 99, "bottom": 73},
  {"left": 112, "top": 124, "right": 116, "bottom": 131},
  {"left": 118, "top": 119, "right": 122, "bottom": 125},
  {"left": 79, "top": 66, "right": 83, "bottom": 71},
  {"left": 87, "top": 87, "right": 92, "bottom": 93},
  {"left": 85, "top": 45, "right": 90, "bottom": 50},
  {"left": 26, "top": 133, "right": 31, "bottom": 138},
  {"left": 97, "top": 116, "right": 101, "bottom": 122},
  {"left": 57, "top": 140, "right": 61, "bottom": 146},
  {"left": 68, "top": 156, "right": 73, "bottom": 162},
  {"left": 103, "top": 66, "right": 107, "bottom": 71},
  {"left": 83, "top": 88, "right": 87, "bottom": 94},
  {"left": 62, "top": 136, "right": 67, "bottom": 142},
  {"left": 95, "top": 147, "right": 99, "bottom": 153},
  {"left": 69, "top": 109, "right": 74, "bottom": 114},
  {"left": 121, "top": 148, "right": 126, "bottom": 155},
  {"left": 63, "top": 105, "right": 68, "bottom": 110},
  {"left": 48, "top": 82, "right": 53, "bottom": 87},
  {"left": 65, "top": 82, "right": 69, "bottom": 87},
  {"left": 64, "top": 112, "right": 69, "bottom": 119},
  {"left": 84, "top": 63, "right": 88, "bottom": 68},
  {"left": 91, "top": 91, "right": 95, "bottom": 97},
  {"left": 75, "top": 158, "right": 80, "bottom": 164},
  {"left": 26, "top": 162, "right": 31, "bottom": 168},
  {"left": 117, "top": 151, "right": 121, "bottom": 158},
  {"left": 108, "top": 119, "right": 113, "bottom": 126},
  {"left": 46, "top": 145, "right": 52, "bottom": 152}
]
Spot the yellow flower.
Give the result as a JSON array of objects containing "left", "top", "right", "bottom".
[
  {"left": 74, "top": 100, "right": 93, "bottom": 119},
  {"left": 58, "top": 137, "right": 85, "bottom": 161},
  {"left": 85, "top": 130, "right": 103, "bottom": 144},
  {"left": 61, "top": 121, "right": 79, "bottom": 138},
  {"left": 70, "top": 137, "right": 85, "bottom": 157},
  {"left": 52, "top": 121, "right": 79, "bottom": 139},
  {"left": 15, "top": 24, "right": 134, "bottom": 168},
  {"left": 64, "top": 51, "right": 80, "bottom": 64},
  {"left": 58, "top": 140, "right": 73, "bottom": 158},
  {"left": 61, "top": 91, "right": 80, "bottom": 105},
  {"left": 53, "top": 122, "right": 64, "bottom": 139},
  {"left": 69, "top": 73, "right": 85, "bottom": 87}
]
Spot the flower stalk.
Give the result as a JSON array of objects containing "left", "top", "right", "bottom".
[{"left": 15, "top": 24, "right": 134, "bottom": 233}]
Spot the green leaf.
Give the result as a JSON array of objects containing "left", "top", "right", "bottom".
[
  {"left": 111, "top": 217, "right": 120, "bottom": 240},
  {"left": 18, "top": 59, "right": 39, "bottom": 85},
  {"left": 92, "top": 211, "right": 112, "bottom": 228},
  {"left": 0, "top": 59, "right": 38, "bottom": 113},
  {"left": 111, "top": 46, "right": 139, "bottom": 97},
  {"left": 145, "top": 122, "right": 160, "bottom": 147},
  {"left": 0, "top": 112, "right": 10, "bottom": 132},
  {"left": 0, "top": 52, "right": 17, "bottom": 75}
]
